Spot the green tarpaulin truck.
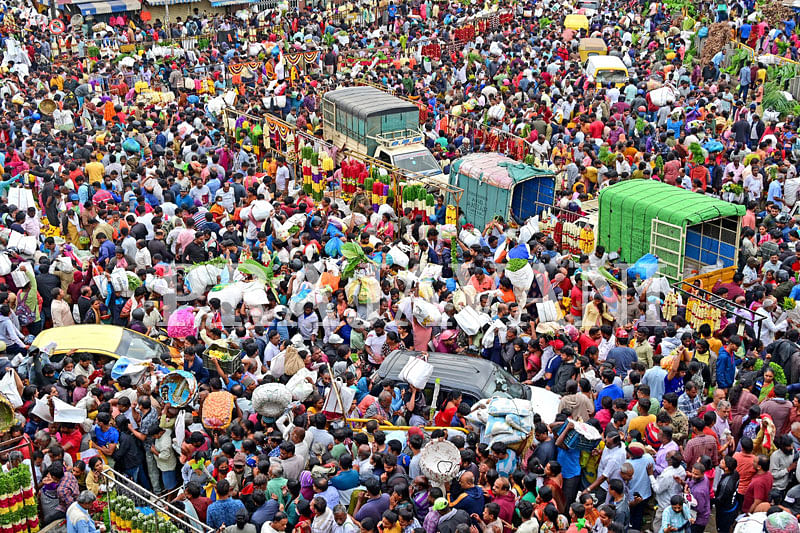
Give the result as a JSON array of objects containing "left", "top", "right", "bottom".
[{"left": 597, "top": 181, "right": 745, "bottom": 281}]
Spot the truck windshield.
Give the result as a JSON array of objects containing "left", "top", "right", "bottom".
[
  {"left": 392, "top": 150, "right": 442, "bottom": 175},
  {"left": 596, "top": 70, "right": 627, "bottom": 84}
]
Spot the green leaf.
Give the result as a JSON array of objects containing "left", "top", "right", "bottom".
[
  {"left": 238, "top": 259, "right": 271, "bottom": 282},
  {"left": 506, "top": 258, "right": 529, "bottom": 272}
]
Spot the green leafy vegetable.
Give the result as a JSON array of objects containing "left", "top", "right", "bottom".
[{"left": 506, "top": 258, "right": 529, "bottom": 272}]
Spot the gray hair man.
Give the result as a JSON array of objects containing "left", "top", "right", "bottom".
[{"left": 67, "top": 491, "right": 104, "bottom": 533}]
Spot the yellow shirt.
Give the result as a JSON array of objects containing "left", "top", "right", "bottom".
[
  {"left": 628, "top": 414, "right": 655, "bottom": 436},
  {"left": 705, "top": 336, "right": 722, "bottom": 357},
  {"left": 85, "top": 161, "right": 105, "bottom": 184}
]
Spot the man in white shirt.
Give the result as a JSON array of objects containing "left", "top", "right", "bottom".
[
  {"left": 364, "top": 320, "right": 387, "bottom": 366},
  {"left": 275, "top": 157, "right": 291, "bottom": 194},
  {"left": 263, "top": 330, "right": 281, "bottom": 366},
  {"left": 215, "top": 181, "right": 236, "bottom": 213},
  {"left": 756, "top": 297, "right": 787, "bottom": 347},
  {"left": 135, "top": 240, "right": 152, "bottom": 270}
]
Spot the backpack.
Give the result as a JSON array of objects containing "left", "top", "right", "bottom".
[{"left": 16, "top": 287, "right": 35, "bottom": 326}]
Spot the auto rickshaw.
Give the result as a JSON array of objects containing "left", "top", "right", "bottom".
[
  {"left": 564, "top": 14, "right": 590, "bottom": 32},
  {"left": 579, "top": 37, "right": 608, "bottom": 62}
]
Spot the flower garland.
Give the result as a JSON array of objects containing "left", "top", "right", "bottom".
[{"left": 0, "top": 465, "right": 37, "bottom": 533}]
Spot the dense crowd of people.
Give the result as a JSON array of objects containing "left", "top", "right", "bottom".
[{"left": 5, "top": 1, "right": 800, "bottom": 533}]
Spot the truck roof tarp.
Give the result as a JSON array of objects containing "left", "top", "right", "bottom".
[
  {"left": 451, "top": 153, "right": 554, "bottom": 189},
  {"left": 597, "top": 180, "right": 745, "bottom": 264},
  {"left": 322, "top": 86, "right": 418, "bottom": 120}
]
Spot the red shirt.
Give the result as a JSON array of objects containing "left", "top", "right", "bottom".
[
  {"left": 577, "top": 333, "right": 598, "bottom": 356},
  {"left": 58, "top": 428, "right": 83, "bottom": 463},
  {"left": 189, "top": 496, "right": 212, "bottom": 523},
  {"left": 589, "top": 120, "right": 604, "bottom": 139},
  {"left": 742, "top": 471, "right": 773, "bottom": 512}
]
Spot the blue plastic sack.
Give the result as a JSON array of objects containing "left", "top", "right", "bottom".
[
  {"left": 325, "top": 237, "right": 343, "bottom": 257},
  {"left": 698, "top": 26, "right": 709, "bottom": 38},
  {"left": 111, "top": 357, "right": 147, "bottom": 380},
  {"left": 507, "top": 244, "right": 530, "bottom": 260},
  {"left": 122, "top": 138, "right": 140, "bottom": 153},
  {"left": 704, "top": 139, "right": 724, "bottom": 153},
  {"left": 326, "top": 222, "right": 344, "bottom": 238},
  {"left": 626, "top": 253, "right": 660, "bottom": 280}
]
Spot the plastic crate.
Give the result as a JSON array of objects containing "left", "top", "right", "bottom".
[
  {"left": 202, "top": 346, "right": 242, "bottom": 375},
  {"left": 557, "top": 420, "right": 601, "bottom": 452}
]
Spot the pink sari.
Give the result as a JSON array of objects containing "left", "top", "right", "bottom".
[{"left": 412, "top": 318, "right": 432, "bottom": 352}]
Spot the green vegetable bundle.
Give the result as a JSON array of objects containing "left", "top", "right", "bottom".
[
  {"left": 506, "top": 258, "right": 529, "bottom": 272},
  {"left": 688, "top": 142, "right": 706, "bottom": 165},
  {"left": 341, "top": 242, "right": 376, "bottom": 279},
  {"left": 762, "top": 90, "right": 792, "bottom": 116}
]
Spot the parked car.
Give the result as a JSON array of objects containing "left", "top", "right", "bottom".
[
  {"left": 31, "top": 325, "right": 178, "bottom": 364},
  {"left": 375, "top": 350, "right": 530, "bottom": 407}
]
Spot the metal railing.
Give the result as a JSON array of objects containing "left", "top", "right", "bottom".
[
  {"left": 670, "top": 281, "right": 766, "bottom": 339},
  {"left": 346, "top": 419, "right": 470, "bottom": 435},
  {"left": 97, "top": 468, "right": 212, "bottom": 533}
]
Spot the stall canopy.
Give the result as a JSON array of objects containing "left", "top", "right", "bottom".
[
  {"left": 77, "top": 0, "right": 141, "bottom": 13},
  {"left": 598, "top": 180, "right": 745, "bottom": 266},
  {"left": 210, "top": 0, "right": 255, "bottom": 6},
  {"left": 146, "top": 0, "right": 200, "bottom": 5}
]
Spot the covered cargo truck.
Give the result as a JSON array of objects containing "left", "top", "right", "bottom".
[
  {"left": 449, "top": 153, "right": 555, "bottom": 229},
  {"left": 321, "top": 86, "right": 447, "bottom": 185},
  {"left": 597, "top": 181, "right": 745, "bottom": 281}
]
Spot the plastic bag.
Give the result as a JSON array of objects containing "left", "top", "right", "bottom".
[
  {"left": 459, "top": 228, "right": 481, "bottom": 247},
  {"left": 250, "top": 200, "right": 274, "bottom": 221},
  {"left": 518, "top": 217, "right": 540, "bottom": 244},
  {"left": 399, "top": 354, "right": 434, "bottom": 389},
  {"left": 241, "top": 281, "right": 269, "bottom": 307},
  {"left": 322, "top": 378, "right": 357, "bottom": 415},
  {"left": 419, "top": 264, "right": 442, "bottom": 281},
  {"left": 455, "top": 306, "right": 491, "bottom": 335},
  {"left": 210, "top": 283, "right": 243, "bottom": 311},
  {"left": 626, "top": 253, "right": 659, "bottom": 281},
  {"left": 7, "top": 231, "right": 37, "bottom": 256},
  {"left": 186, "top": 265, "right": 221, "bottom": 294},
  {"left": 648, "top": 85, "right": 679, "bottom": 107},
  {"left": 289, "top": 285, "right": 316, "bottom": 316},
  {"left": 286, "top": 368, "right": 317, "bottom": 401},
  {"left": 358, "top": 277, "right": 381, "bottom": 304},
  {"left": 413, "top": 299, "right": 442, "bottom": 327},
  {"left": 0, "top": 254, "right": 11, "bottom": 276},
  {"left": 438, "top": 224, "right": 457, "bottom": 241},
  {"left": 325, "top": 237, "right": 343, "bottom": 257},
  {"left": 317, "top": 271, "right": 340, "bottom": 292},
  {"left": 0, "top": 371, "right": 22, "bottom": 408},
  {"left": 388, "top": 245, "right": 410, "bottom": 268},
  {"left": 122, "top": 137, "right": 140, "bottom": 153},
  {"left": 505, "top": 262, "right": 534, "bottom": 290}
]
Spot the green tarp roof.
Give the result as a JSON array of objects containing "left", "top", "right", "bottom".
[
  {"left": 597, "top": 180, "right": 745, "bottom": 264},
  {"left": 497, "top": 161, "right": 555, "bottom": 185}
]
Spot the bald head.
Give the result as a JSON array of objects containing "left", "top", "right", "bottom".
[
  {"left": 358, "top": 444, "right": 371, "bottom": 460},
  {"left": 713, "top": 388, "right": 726, "bottom": 403},
  {"left": 460, "top": 471, "right": 475, "bottom": 487}
]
